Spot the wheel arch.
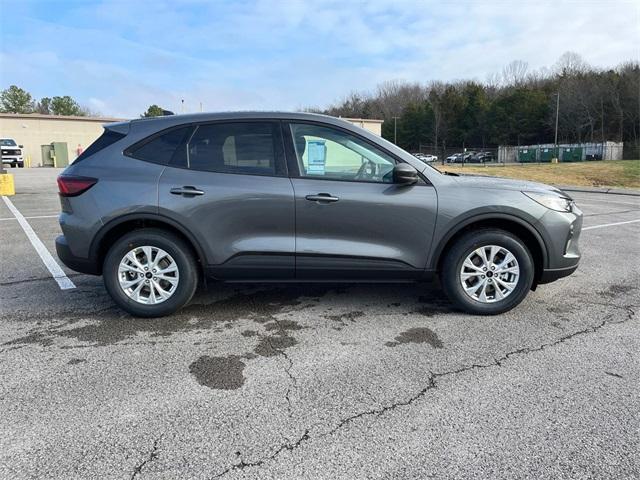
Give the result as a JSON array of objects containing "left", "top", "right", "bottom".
[
  {"left": 90, "top": 214, "right": 207, "bottom": 275},
  {"left": 431, "top": 214, "right": 548, "bottom": 285}
]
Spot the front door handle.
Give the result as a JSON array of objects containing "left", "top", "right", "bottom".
[
  {"left": 170, "top": 186, "right": 205, "bottom": 196},
  {"left": 305, "top": 193, "right": 339, "bottom": 203}
]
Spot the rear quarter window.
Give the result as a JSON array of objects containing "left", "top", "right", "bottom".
[{"left": 75, "top": 130, "right": 126, "bottom": 162}]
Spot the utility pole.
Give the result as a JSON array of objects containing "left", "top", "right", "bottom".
[
  {"left": 392, "top": 116, "right": 400, "bottom": 144},
  {"left": 554, "top": 92, "right": 560, "bottom": 160}
]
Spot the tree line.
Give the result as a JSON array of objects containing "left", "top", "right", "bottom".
[
  {"left": 0, "top": 86, "right": 170, "bottom": 119},
  {"left": 309, "top": 52, "right": 640, "bottom": 153},
  {"left": 0, "top": 85, "right": 96, "bottom": 117}
]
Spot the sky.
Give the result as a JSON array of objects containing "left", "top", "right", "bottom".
[{"left": 1, "top": 0, "right": 638, "bottom": 118}]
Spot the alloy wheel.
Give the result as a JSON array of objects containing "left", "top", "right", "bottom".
[
  {"left": 117, "top": 246, "right": 179, "bottom": 305},
  {"left": 459, "top": 245, "right": 520, "bottom": 303}
]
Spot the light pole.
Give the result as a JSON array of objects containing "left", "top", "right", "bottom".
[
  {"left": 554, "top": 92, "right": 560, "bottom": 160},
  {"left": 392, "top": 116, "right": 400, "bottom": 144}
]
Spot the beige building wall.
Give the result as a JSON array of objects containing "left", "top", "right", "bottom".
[
  {"left": 0, "top": 113, "right": 124, "bottom": 166},
  {"left": 344, "top": 118, "right": 383, "bottom": 136},
  {"left": 0, "top": 113, "right": 383, "bottom": 167}
]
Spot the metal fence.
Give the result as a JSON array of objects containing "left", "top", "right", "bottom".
[{"left": 413, "top": 141, "right": 634, "bottom": 165}]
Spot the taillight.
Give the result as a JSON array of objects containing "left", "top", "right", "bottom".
[{"left": 57, "top": 175, "right": 98, "bottom": 197}]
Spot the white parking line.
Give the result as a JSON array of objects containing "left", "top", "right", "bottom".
[
  {"left": 0, "top": 214, "right": 59, "bottom": 222},
  {"left": 1, "top": 196, "right": 75, "bottom": 290},
  {"left": 583, "top": 219, "right": 640, "bottom": 231}
]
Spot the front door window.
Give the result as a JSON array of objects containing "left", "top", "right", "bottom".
[{"left": 289, "top": 123, "right": 396, "bottom": 183}]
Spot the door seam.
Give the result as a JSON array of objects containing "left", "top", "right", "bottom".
[{"left": 289, "top": 177, "right": 298, "bottom": 277}]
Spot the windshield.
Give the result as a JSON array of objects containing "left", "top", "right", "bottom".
[{"left": 0, "top": 139, "right": 17, "bottom": 147}]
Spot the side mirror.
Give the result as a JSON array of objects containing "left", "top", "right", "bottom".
[
  {"left": 393, "top": 163, "right": 418, "bottom": 185},
  {"left": 19, "top": 145, "right": 24, "bottom": 148}
]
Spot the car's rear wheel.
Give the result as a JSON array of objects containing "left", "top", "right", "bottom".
[
  {"left": 441, "top": 229, "right": 534, "bottom": 315},
  {"left": 103, "top": 229, "right": 198, "bottom": 317}
]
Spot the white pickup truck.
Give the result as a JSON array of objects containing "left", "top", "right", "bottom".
[{"left": 1, "top": 138, "right": 24, "bottom": 168}]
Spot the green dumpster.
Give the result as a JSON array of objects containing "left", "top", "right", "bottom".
[
  {"left": 40, "top": 142, "right": 69, "bottom": 168},
  {"left": 539, "top": 147, "right": 556, "bottom": 162},
  {"left": 41, "top": 144, "right": 55, "bottom": 167},
  {"left": 518, "top": 148, "right": 537, "bottom": 163},
  {"left": 51, "top": 142, "right": 69, "bottom": 168},
  {"left": 561, "top": 147, "right": 583, "bottom": 162}
]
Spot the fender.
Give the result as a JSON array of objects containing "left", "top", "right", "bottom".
[
  {"left": 427, "top": 212, "right": 549, "bottom": 270},
  {"left": 89, "top": 212, "right": 208, "bottom": 267}
]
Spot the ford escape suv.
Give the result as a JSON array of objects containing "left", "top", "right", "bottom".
[{"left": 55, "top": 112, "right": 582, "bottom": 317}]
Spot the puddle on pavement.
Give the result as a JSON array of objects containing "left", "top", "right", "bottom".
[
  {"left": 189, "top": 355, "right": 247, "bottom": 390},
  {"left": 253, "top": 334, "right": 297, "bottom": 357},
  {"left": 598, "top": 284, "right": 637, "bottom": 298},
  {"left": 326, "top": 311, "right": 364, "bottom": 325},
  {"left": 385, "top": 327, "right": 444, "bottom": 349}
]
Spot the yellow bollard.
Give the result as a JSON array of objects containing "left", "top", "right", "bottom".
[{"left": 0, "top": 173, "right": 16, "bottom": 196}]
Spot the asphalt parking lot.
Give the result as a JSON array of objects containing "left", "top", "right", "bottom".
[{"left": 1, "top": 168, "right": 639, "bottom": 479}]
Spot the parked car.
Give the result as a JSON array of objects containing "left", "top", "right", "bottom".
[
  {"left": 469, "top": 152, "right": 495, "bottom": 163},
  {"left": 414, "top": 153, "right": 438, "bottom": 163},
  {"left": 1, "top": 138, "right": 24, "bottom": 168},
  {"left": 56, "top": 112, "right": 582, "bottom": 317},
  {"left": 446, "top": 152, "right": 475, "bottom": 163}
]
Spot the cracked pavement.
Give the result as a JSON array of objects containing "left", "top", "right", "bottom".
[{"left": 1, "top": 169, "right": 639, "bottom": 479}]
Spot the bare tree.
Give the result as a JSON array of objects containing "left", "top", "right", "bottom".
[
  {"left": 555, "top": 51, "right": 589, "bottom": 75},
  {"left": 375, "top": 80, "right": 427, "bottom": 118},
  {"left": 502, "top": 60, "right": 529, "bottom": 86}
]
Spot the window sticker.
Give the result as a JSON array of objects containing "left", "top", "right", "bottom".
[{"left": 307, "top": 140, "right": 326, "bottom": 175}]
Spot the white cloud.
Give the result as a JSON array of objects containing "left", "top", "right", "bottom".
[{"left": 1, "top": 0, "right": 638, "bottom": 117}]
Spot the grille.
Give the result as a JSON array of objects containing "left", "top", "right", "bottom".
[{"left": 1, "top": 149, "right": 21, "bottom": 156}]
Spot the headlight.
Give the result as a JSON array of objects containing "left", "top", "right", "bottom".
[{"left": 522, "top": 191, "right": 573, "bottom": 212}]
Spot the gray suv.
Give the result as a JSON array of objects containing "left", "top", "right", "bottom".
[{"left": 55, "top": 112, "right": 582, "bottom": 317}]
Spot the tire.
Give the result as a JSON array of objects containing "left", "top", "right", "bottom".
[
  {"left": 103, "top": 228, "right": 199, "bottom": 317},
  {"left": 11, "top": 162, "right": 16, "bottom": 168},
  {"left": 18, "top": 163, "right": 24, "bottom": 168},
  {"left": 441, "top": 229, "right": 534, "bottom": 315}
]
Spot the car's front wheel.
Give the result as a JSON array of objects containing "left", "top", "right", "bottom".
[
  {"left": 103, "top": 229, "right": 199, "bottom": 317},
  {"left": 441, "top": 229, "right": 534, "bottom": 315}
]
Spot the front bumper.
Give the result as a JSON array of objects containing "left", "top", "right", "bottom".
[
  {"left": 55, "top": 235, "right": 100, "bottom": 275},
  {"left": 539, "top": 263, "right": 579, "bottom": 284},
  {"left": 2, "top": 157, "right": 23, "bottom": 166},
  {"left": 536, "top": 203, "right": 583, "bottom": 284}
]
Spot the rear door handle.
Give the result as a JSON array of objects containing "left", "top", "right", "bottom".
[
  {"left": 305, "top": 193, "right": 339, "bottom": 203},
  {"left": 170, "top": 186, "right": 205, "bottom": 196}
]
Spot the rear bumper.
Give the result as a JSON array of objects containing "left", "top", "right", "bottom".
[
  {"left": 538, "top": 263, "right": 579, "bottom": 284},
  {"left": 55, "top": 235, "right": 100, "bottom": 275}
]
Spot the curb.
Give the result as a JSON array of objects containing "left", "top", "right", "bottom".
[{"left": 556, "top": 185, "right": 640, "bottom": 197}]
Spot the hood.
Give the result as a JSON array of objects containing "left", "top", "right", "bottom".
[{"left": 452, "top": 173, "right": 568, "bottom": 196}]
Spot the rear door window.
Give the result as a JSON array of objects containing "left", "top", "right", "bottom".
[{"left": 186, "top": 122, "right": 282, "bottom": 176}]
